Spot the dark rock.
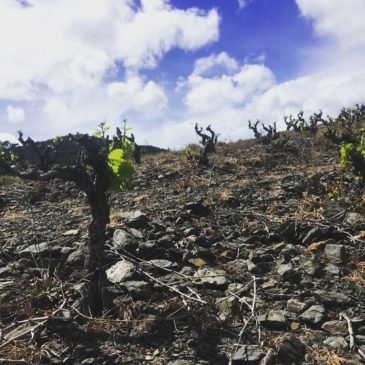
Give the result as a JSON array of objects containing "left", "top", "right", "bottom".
[
  {"left": 145, "top": 259, "right": 179, "bottom": 272},
  {"left": 66, "top": 245, "right": 87, "bottom": 265},
  {"left": 125, "top": 211, "right": 150, "bottom": 229},
  {"left": 73, "top": 345, "right": 99, "bottom": 360},
  {"left": 299, "top": 305, "right": 326, "bottom": 325},
  {"left": 258, "top": 310, "right": 288, "bottom": 330},
  {"left": 324, "top": 244, "right": 348, "bottom": 264},
  {"left": 286, "top": 299, "right": 307, "bottom": 313},
  {"left": 112, "top": 229, "right": 138, "bottom": 252},
  {"left": 232, "top": 345, "right": 263, "bottom": 364},
  {"left": 277, "top": 264, "right": 300, "bottom": 282},
  {"left": 185, "top": 201, "right": 209, "bottom": 216},
  {"left": 123, "top": 281, "right": 152, "bottom": 300},
  {"left": 324, "top": 263, "right": 340, "bottom": 277},
  {"left": 247, "top": 261, "right": 272, "bottom": 275},
  {"left": 18, "top": 242, "right": 63, "bottom": 259},
  {"left": 314, "top": 290, "right": 352, "bottom": 306},
  {"left": 302, "top": 256, "right": 320, "bottom": 276},
  {"left": 224, "top": 195, "right": 240, "bottom": 208},
  {"left": 136, "top": 240, "right": 157, "bottom": 258},
  {"left": 323, "top": 336, "right": 348, "bottom": 349},
  {"left": 323, "top": 200, "right": 346, "bottom": 219},
  {"left": 344, "top": 212, "right": 365, "bottom": 226},
  {"left": 194, "top": 268, "right": 228, "bottom": 289},
  {"left": 322, "top": 321, "right": 348, "bottom": 336},
  {"left": 277, "top": 334, "right": 305, "bottom": 364},
  {"left": 0, "top": 197, "right": 6, "bottom": 209}
]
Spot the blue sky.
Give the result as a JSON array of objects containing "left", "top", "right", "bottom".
[{"left": 1, "top": 0, "right": 365, "bottom": 147}]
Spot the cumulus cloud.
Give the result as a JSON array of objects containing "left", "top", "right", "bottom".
[
  {"left": 181, "top": 53, "right": 275, "bottom": 114},
  {"left": 191, "top": 52, "right": 238, "bottom": 77},
  {"left": 107, "top": 74, "right": 168, "bottom": 113},
  {"left": 237, "top": 0, "right": 250, "bottom": 10},
  {"left": 0, "top": 0, "right": 219, "bottom": 139},
  {"left": 296, "top": 0, "right": 365, "bottom": 49},
  {"left": 0, "top": 132, "right": 18, "bottom": 144},
  {"left": 6, "top": 105, "right": 25, "bottom": 123}
]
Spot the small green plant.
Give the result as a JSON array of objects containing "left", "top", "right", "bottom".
[{"left": 324, "top": 104, "right": 365, "bottom": 182}]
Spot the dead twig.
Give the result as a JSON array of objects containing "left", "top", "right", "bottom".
[
  {"left": 0, "top": 360, "right": 32, "bottom": 365},
  {"left": 339, "top": 312, "right": 354, "bottom": 350},
  {"left": 0, "top": 287, "right": 67, "bottom": 350}
]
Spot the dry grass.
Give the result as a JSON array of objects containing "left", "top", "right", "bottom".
[
  {"left": 1, "top": 340, "right": 42, "bottom": 363},
  {"left": 262, "top": 335, "right": 283, "bottom": 353},
  {"left": 346, "top": 260, "right": 365, "bottom": 286},
  {"left": 1, "top": 210, "right": 26, "bottom": 222},
  {"left": 108, "top": 210, "right": 123, "bottom": 228},
  {"left": 173, "top": 175, "right": 210, "bottom": 192},
  {"left": 307, "top": 346, "right": 348, "bottom": 365}
]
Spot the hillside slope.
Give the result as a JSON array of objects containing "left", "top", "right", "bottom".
[{"left": 0, "top": 135, "right": 364, "bottom": 364}]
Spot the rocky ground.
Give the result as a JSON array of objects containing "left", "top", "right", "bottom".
[{"left": 0, "top": 135, "right": 364, "bottom": 364}]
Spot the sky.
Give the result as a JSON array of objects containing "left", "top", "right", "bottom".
[{"left": 0, "top": 0, "right": 365, "bottom": 148}]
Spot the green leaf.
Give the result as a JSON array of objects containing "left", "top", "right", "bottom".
[
  {"left": 52, "top": 136, "right": 63, "bottom": 145},
  {"left": 107, "top": 149, "right": 134, "bottom": 191},
  {"left": 340, "top": 143, "right": 354, "bottom": 169}
]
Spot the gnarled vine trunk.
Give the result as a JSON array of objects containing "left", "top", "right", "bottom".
[{"left": 84, "top": 188, "right": 109, "bottom": 316}]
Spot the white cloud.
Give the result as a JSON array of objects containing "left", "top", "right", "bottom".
[
  {"left": 238, "top": 0, "right": 249, "bottom": 10},
  {"left": 192, "top": 52, "right": 238, "bottom": 77},
  {"left": 0, "top": 132, "right": 18, "bottom": 144},
  {"left": 182, "top": 55, "right": 275, "bottom": 114},
  {"left": 0, "top": 0, "right": 219, "bottom": 140},
  {"left": 296, "top": 0, "right": 365, "bottom": 49},
  {"left": 107, "top": 74, "right": 168, "bottom": 112},
  {"left": 6, "top": 105, "right": 25, "bottom": 123}
]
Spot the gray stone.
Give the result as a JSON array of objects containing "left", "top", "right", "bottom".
[
  {"left": 324, "top": 263, "right": 340, "bottom": 277},
  {"left": 226, "top": 283, "right": 245, "bottom": 295},
  {"left": 277, "top": 264, "right": 300, "bottom": 282},
  {"left": 277, "top": 334, "right": 305, "bottom": 364},
  {"left": 106, "top": 260, "right": 135, "bottom": 284},
  {"left": 355, "top": 335, "right": 365, "bottom": 344},
  {"left": 247, "top": 261, "right": 272, "bottom": 275},
  {"left": 19, "top": 242, "right": 62, "bottom": 258},
  {"left": 125, "top": 210, "right": 150, "bottom": 229},
  {"left": 323, "top": 336, "right": 348, "bottom": 349},
  {"left": 325, "top": 244, "right": 347, "bottom": 264},
  {"left": 112, "top": 229, "right": 138, "bottom": 252},
  {"left": 81, "top": 359, "right": 97, "bottom": 365},
  {"left": 302, "top": 257, "right": 320, "bottom": 276},
  {"left": 345, "top": 212, "right": 365, "bottom": 226},
  {"left": 217, "top": 296, "right": 236, "bottom": 316},
  {"left": 194, "top": 268, "right": 228, "bottom": 288},
  {"left": 232, "top": 345, "right": 262, "bottom": 364},
  {"left": 258, "top": 310, "right": 287, "bottom": 330},
  {"left": 322, "top": 321, "right": 348, "bottom": 336},
  {"left": 147, "top": 259, "right": 178, "bottom": 271},
  {"left": 299, "top": 305, "right": 326, "bottom": 324},
  {"left": 66, "top": 245, "right": 87, "bottom": 265},
  {"left": 315, "top": 290, "right": 352, "bottom": 306},
  {"left": 136, "top": 241, "right": 156, "bottom": 257},
  {"left": 167, "top": 361, "right": 192, "bottom": 365},
  {"left": 123, "top": 281, "right": 152, "bottom": 300},
  {"left": 286, "top": 298, "right": 307, "bottom": 313}
]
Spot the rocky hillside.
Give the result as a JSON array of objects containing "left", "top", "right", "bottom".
[{"left": 0, "top": 135, "right": 364, "bottom": 365}]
